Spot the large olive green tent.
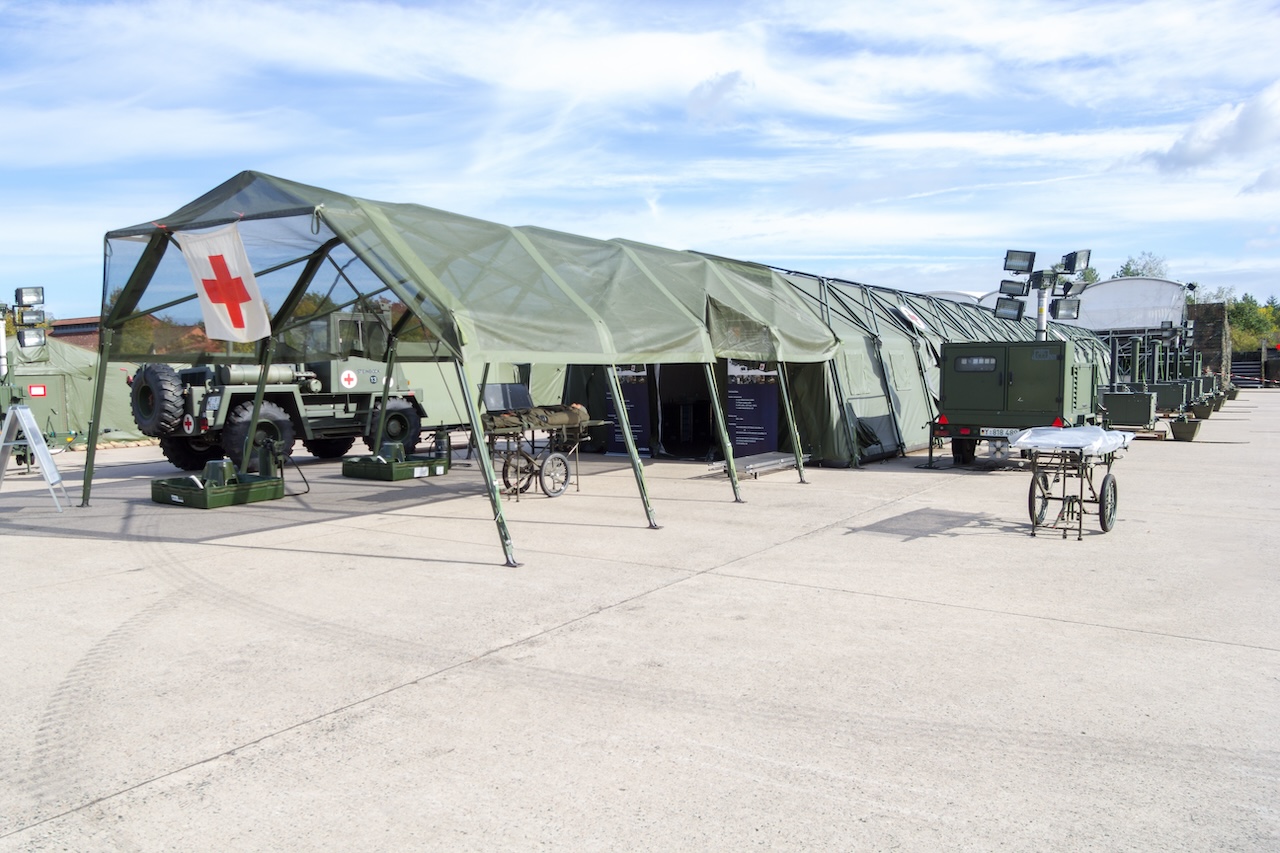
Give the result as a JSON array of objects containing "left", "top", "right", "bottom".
[
  {"left": 85, "top": 172, "right": 839, "bottom": 564},
  {"left": 3, "top": 335, "right": 141, "bottom": 445},
  {"left": 778, "top": 275, "right": 1110, "bottom": 462}
]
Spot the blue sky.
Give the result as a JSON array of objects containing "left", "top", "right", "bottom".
[{"left": 3, "top": 0, "right": 1279, "bottom": 320}]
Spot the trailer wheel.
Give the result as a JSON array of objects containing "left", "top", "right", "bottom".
[
  {"left": 130, "top": 363, "right": 184, "bottom": 437},
  {"left": 1028, "top": 472, "right": 1051, "bottom": 526},
  {"left": 222, "top": 400, "right": 296, "bottom": 471},
  {"left": 539, "top": 452, "right": 571, "bottom": 497},
  {"left": 364, "top": 399, "right": 422, "bottom": 454},
  {"left": 303, "top": 437, "right": 355, "bottom": 459},
  {"left": 951, "top": 437, "right": 977, "bottom": 465},
  {"left": 159, "top": 436, "right": 224, "bottom": 471},
  {"left": 1098, "top": 473, "right": 1118, "bottom": 532}
]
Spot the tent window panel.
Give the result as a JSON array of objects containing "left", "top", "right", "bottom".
[{"left": 886, "top": 350, "right": 916, "bottom": 392}]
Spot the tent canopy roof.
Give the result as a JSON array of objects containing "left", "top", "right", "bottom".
[{"left": 104, "top": 172, "right": 838, "bottom": 366}]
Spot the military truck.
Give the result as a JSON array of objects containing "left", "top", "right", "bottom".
[
  {"left": 933, "top": 339, "right": 1100, "bottom": 464},
  {"left": 129, "top": 311, "right": 426, "bottom": 470}
]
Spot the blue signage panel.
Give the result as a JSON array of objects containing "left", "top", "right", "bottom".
[
  {"left": 605, "top": 367, "right": 651, "bottom": 454},
  {"left": 727, "top": 362, "right": 778, "bottom": 454}
]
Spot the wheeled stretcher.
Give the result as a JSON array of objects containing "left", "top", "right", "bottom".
[
  {"left": 480, "top": 384, "right": 605, "bottom": 498},
  {"left": 1010, "top": 426, "right": 1134, "bottom": 540}
]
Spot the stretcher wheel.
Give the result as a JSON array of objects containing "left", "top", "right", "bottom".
[
  {"left": 539, "top": 452, "right": 571, "bottom": 497},
  {"left": 1098, "top": 473, "right": 1117, "bottom": 532},
  {"left": 1028, "top": 472, "right": 1051, "bottom": 525},
  {"left": 502, "top": 451, "right": 538, "bottom": 493}
]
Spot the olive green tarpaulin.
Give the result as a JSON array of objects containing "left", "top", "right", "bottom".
[
  {"left": 101, "top": 172, "right": 838, "bottom": 368},
  {"left": 88, "top": 172, "right": 843, "bottom": 565},
  {"left": 4, "top": 336, "right": 141, "bottom": 444}
]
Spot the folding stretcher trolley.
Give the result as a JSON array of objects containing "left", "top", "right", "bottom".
[
  {"left": 480, "top": 384, "right": 604, "bottom": 498},
  {"left": 1010, "top": 426, "right": 1134, "bottom": 540}
]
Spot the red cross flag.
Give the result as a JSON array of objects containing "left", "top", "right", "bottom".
[{"left": 173, "top": 223, "right": 271, "bottom": 343}]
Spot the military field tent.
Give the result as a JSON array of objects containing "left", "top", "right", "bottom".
[
  {"left": 781, "top": 277, "right": 943, "bottom": 459},
  {"left": 777, "top": 275, "right": 1109, "bottom": 464},
  {"left": 3, "top": 335, "right": 141, "bottom": 445},
  {"left": 87, "top": 172, "right": 839, "bottom": 564}
]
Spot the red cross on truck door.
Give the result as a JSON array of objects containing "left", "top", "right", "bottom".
[{"left": 173, "top": 223, "right": 272, "bottom": 343}]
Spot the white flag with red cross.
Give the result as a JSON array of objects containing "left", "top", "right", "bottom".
[{"left": 173, "top": 223, "right": 271, "bottom": 343}]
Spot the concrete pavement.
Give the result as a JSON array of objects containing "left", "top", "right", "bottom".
[{"left": 1, "top": 392, "right": 1277, "bottom": 851}]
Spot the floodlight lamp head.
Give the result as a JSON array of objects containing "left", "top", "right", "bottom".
[
  {"left": 1029, "top": 270, "right": 1057, "bottom": 290},
  {"left": 1003, "top": 250, "right": 1035, "bottom": 274},
  {"left": 1049, "top": 298, "right": 1080, "bottom": 320},
  {"left": 17, "top": 309, "right": 44, "bottom": 326},
  {"left": 15, "top": 286, "right": 43, "bottom": 307},
  {"left": 999, "top": 279, "right": 1030, "bottom": 296},
  {"left": 16, "top": 328, "right": 45, "bottom": 348},
  {"left": 1061, "top": 279, "right": 1088, "bottom": 297},
  {"left": 994, "top": 297, "right": 1026, "bottom": 321},
  {"left": 1061, "top": 250, "right": 1091, "bottom": 274}
]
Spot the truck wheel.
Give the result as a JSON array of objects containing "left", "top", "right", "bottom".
[
  {"left": 303, "top": 437, "right": 355, "bottom": 459},
  {"left": 222, "top": 401, "right": 296, "bottom": 471},
  {"left": 159, "top": 436, "right": 224, "bottom": 471},
  {"left": 130, "top": 363, "right": 184, "bottom": 437},
  {"left": 364, "top": 399, "right": 422, "bottom": 454}
]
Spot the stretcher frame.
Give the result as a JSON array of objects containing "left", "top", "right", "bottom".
[
  {"left": 484, "top": 411, "right": 606, "bottom": 499},
  {"left": 1025, "top": 447, "right": 1120, "bottom": 540}
]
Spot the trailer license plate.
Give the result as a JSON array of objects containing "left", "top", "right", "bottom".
[{"left": 980, "top": 427, "right": 1020, "bottom": 437}]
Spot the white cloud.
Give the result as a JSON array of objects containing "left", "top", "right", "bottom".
[
  {"left": 1243, "top": 167, "right": 1280, "bottom": 194},
  {"left": 0, "top": 104, "right": 312, "bottom": 167},
  {"left": 1145, "top": 80, "right": 1280, "bottom": 172}
]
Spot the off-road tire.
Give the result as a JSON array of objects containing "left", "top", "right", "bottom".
[
  {"left": 364, "top": 399, "right": 422, "bottom": 454},
  {"left": 303, "top": 436, "right": 356, "bottom": 459},
  {"left": 159, "top": 436, "right": 225, "bottom": 471},
  {"left": 222, "top": 400, "right": 296, "bottom": 472},
  {"left": 130, "top": 363, "right": 184, "bottom": 437}
]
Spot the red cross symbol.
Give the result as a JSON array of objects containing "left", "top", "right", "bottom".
[{"left": 201, "top": 255, "right": 252, "bottom": 329}]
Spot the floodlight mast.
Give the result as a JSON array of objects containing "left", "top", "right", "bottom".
[
  {"left": 1001, "top": 250, "right": 1090, "bottom": 340},
  {"left": 1033, "top": 274, "right": 1053, "bottom": 341},
  {"left": 0, "top": 305, "right": 7, "bottom": 382}
]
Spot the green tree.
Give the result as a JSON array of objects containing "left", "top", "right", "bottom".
[
  {"left": 1111, "top": 251, "right": 1169, "bottom": 279},
  {"left": 1227, "top": 292, "right": 1279, "bottom": 351}
]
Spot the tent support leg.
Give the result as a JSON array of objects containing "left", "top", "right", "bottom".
[
  {"left": 703, "top": 363, "right": 743, "bottom": 503},
  {"left": 78, "top": 328, "right": 113, "bottom": 507},
  {"left": 457, "top": 360, "right": 519, "bottom": 567},
  {"left": 828, "top": 358, "right": 862, "bottom": 468},
  {"left": 775, "top": 362, "right": 807, "bottom": 484},
  {"left": 606, "top": 364, "right": 660, "bottom": 528},
  {"left": 370, "top": 338, "right": 400, "bottom": 450},
  {"left": 238, "top": 337, "right": 277, "bottom": 473}
]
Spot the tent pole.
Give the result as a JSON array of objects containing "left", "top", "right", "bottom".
[
  {"left": 78, "top": 328, "right": 113, "bottom": 506},
  {"left": 606, "top": 364, "right": 661, "bottom": 528},
  {"left": 370, "top": 337, "right": 399, "bottom": 451},
  {"left": 456, "top": 360, "right": 519, "bottom": 566},
  {"left": 238, "top": 337, "right": 277, "bottom": 473},
  {"left": 827, "top": 359, "right": 862, "bottom": 468},
  {"left": 775, "top": 362, "right": 807, "bottom": 484},
  {"left": 703, "top": 362, "right": 743, "bottom": 503}
]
